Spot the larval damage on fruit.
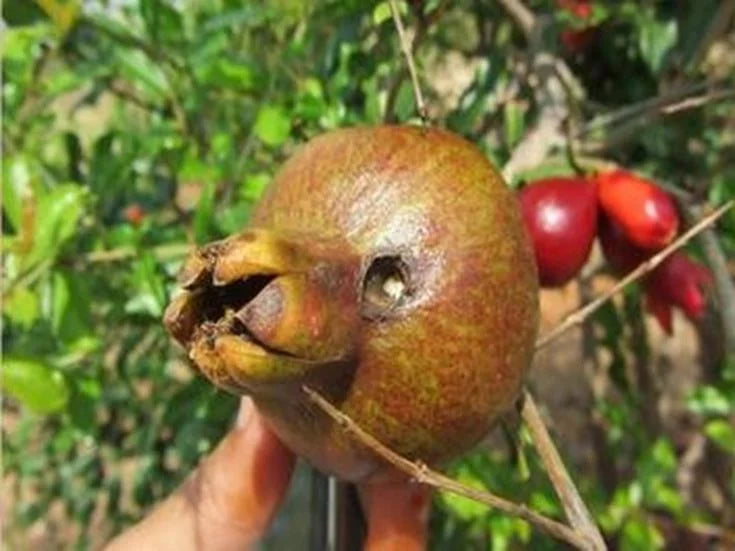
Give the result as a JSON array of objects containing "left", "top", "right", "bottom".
[{"left": 164, "top": 125, "right": 540, "bottom": 481}]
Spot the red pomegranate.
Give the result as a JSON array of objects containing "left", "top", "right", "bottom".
[
  {"left": 596, "top": 170, "right": 679, "bottom": 250},
  {"left": 645, "top": 252, "right": 712, "bottom": 334},
  {"left": 518, "top": 176, "right": 598, "bottom": 287},
  {"left": 598, "top": 214, "right": 649, "bottom": 275}
]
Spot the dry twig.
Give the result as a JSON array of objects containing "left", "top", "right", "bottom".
[
  {"left": 536, "top": 201, "right": 734, "bottom": 350},
  {"left": 387, "top": 0, "right": 428, "bottom": 122},
  {"left": 520, "top": 390, "right": 607, "bottom": 550},
  {"left": 302, "top": 386, "right": 590, "bottom": 550}
]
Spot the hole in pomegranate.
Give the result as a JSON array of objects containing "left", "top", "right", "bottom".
[{"left": 362, "top": 255, "right": 409, "bottom": 319}]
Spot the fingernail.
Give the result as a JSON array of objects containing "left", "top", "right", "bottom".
[{"left": 236, "top": 398, "right": 255, "bottom": 429}]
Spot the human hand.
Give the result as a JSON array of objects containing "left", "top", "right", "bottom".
[{"left": 106, "top": 397, "right": 430, "bottom": 551}]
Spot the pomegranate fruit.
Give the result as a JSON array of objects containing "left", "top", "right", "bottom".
[
  {"left": 123, "top": 203, "right": 145, "bottom": 225},
  {"left": 164, "top": 126, "right": 539, "bottom": 481},
  {"left": 596, "top": 170, "right": 679, "bottom": 250},
  {"left": 644, "top": 252, "right": 712, "bottom": 334},
  {"left": 598, "top": 214, "right": 649, "bottom": 274},
  {"left": 518, "top": 176, "right": 598, "bottom": 287},
  {"left": 557, "top": 0, "right": 595, "bottom": 52}
]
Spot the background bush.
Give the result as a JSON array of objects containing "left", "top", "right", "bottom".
[{"left": 2, "top": 0, "right": 734, "bottom": 549}]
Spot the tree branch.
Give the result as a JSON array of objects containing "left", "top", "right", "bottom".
[
  {"left": 302, "top": 386, "right": 591, "bottom": 550},
  {"left": 520, "top": 390, "right": 607, "bottom": 550},
  {"left": 496, "top": 0, "right": 536, "bottom": 37},
  {"left": 388, "top": 0, "right": 428, "bottom": 122}
]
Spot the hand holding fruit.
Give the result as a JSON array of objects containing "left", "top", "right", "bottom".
[{"left": 107, "top": 398, "right": 431, "bottom": 551}]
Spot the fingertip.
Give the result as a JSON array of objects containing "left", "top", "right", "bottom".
[{"left": 359, "top": 478, "right": 431, "bottom": 551}]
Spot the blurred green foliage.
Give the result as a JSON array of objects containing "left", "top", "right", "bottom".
[{"left": 2, "top": 0, "right": 734, "bottom": 549}]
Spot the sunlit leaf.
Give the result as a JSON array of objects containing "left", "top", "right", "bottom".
[
  {"left": 2, "top": 155, "right": 36, "bottom": 233},
  {"left": 687, "top": 385, "right": 733, "bottom": 416},
  {"left": 3, "top": 286, "right": 40, "bottom": 329},
  {"left": 620, "top": 517, "right": 664, "bottom": 551},
  {"left": 26, "top": 183, "right": 87, "bottom": 266},
  {"left": 704, "top": 419, "right": 735, "bottom": 454},
  {"left": 115, "top": 49, "right": 169, "bottom": 99},
  {"left": 128, "top": 254, "right": 167, "bottom": 317},
  {"left": 638, "top": 17, "right": 677, "bottom": 74},
  {"left": 440, "top": 465, "right": 489, "bottom": 522},
  {"left": 254, "top": 105, "right": 292, "bottom": 147},
  {"left": 503, "top": 101, "right": 524, "bottom": 149},
  {"left": 35, "top": 0, "right": 80, "bottom": 34},
  {"left": 2, "top": 357, "right": 69, "bottom": 413}
]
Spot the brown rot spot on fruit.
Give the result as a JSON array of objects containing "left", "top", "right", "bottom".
[{"left": 361, "top": 255, "right": 411, "bottom": 320}]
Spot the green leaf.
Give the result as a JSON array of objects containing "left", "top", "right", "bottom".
[
  {"left": 218, "top": 200, "right": 253, "bottom": 235},
  {"left": 2, "top": 156, "right": 34, "bottom": 232},
  {"left": 26, "top": 183, "right": 87, "bottom": 266},
  {"left": 125, "top": 253, "right": 167, "bottom": 317},
  {"left": 253, "top": 105, "right": 292, "bottom": 147},
  {"left": 240, "top": 172, "right": 271, "bottom": 202},
  {"left": 638, "top": 17, "right": 677, "bottom": 75},
  {"left": 3, "top": 286, "right": 40, "bottom": 329},
  {"left": 704, "top": 419, "right": 735, "bottom": 454},
  {"left": 115, "top": 49, "right": 169, "bottom": 99},
  {"left": 687, "top": 385, "right": 732, "bottom": 416},
  {"left": 193, "top": 177, "right": 217, "bottom": 243},
  {"left": 394, "top": 80, "right": 415, "bottom": 121},
  {"left": 139, "top": 0, "right": 184, "bottom": 43},
  {"left": 1, "top": 357, "right": 69, "bottom": 413},
  {"left": 512, "top": 157, "right": 576, "bottom": 188},
  {"left": 50, "top": 270, "right": 92, "bottom": 346},
  {"left": 620, "top": 517, "right": 665, "bottom": 551},
  {"left": 200, "top": 59, "right": 255, "bottom": 90},
  {"left": 503, "top": 101, "right": 524, "bottom": 149},
  {"left": 372, "top": 2, "right": 392, "bottom": 25},
  {"left": 440, "top": 465, "right": 489, "bottom": 522}
]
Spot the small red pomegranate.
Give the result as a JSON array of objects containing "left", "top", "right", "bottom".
[
  {"left": 518, "top": 176, "right": 598, "bottom": 286},
  {"left": 557, "top": 0, "right": 592, "bottom": 18},
  {"left": 598, "top": 214, "right": 649, "bottom": 275},
  {"left": 557, "top": 0, "right": 595, "bottom": 52},
  {"left": 644, "top": 252, "right": 712, "bottom": 334},
  {"left": 164, "top": 126, "right": 539, "bottom": 481},
  {"left": 123, "top": 203, "right": 145, "bottom": 225},
  {"left": 596, "top": 170, "right": 679, "bottom": 250}
]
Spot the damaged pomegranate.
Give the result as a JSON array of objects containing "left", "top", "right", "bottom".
[{"left": 164, "top": 125, "right": 539, "bottom": 481}]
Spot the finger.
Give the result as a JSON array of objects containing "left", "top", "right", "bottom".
[
  {"left": 106, "top": 397, "right": 296, "bottom": 551},
  {"left": 358, "top": 477, "right": 431, "bottom": 551},
  {"left": 189, "top": 397, "right": 296, "bottom": 542}
]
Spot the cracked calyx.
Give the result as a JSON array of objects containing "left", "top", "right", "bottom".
[{"left": 164, "top": 228, "right": 362, "bottom": 395}]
